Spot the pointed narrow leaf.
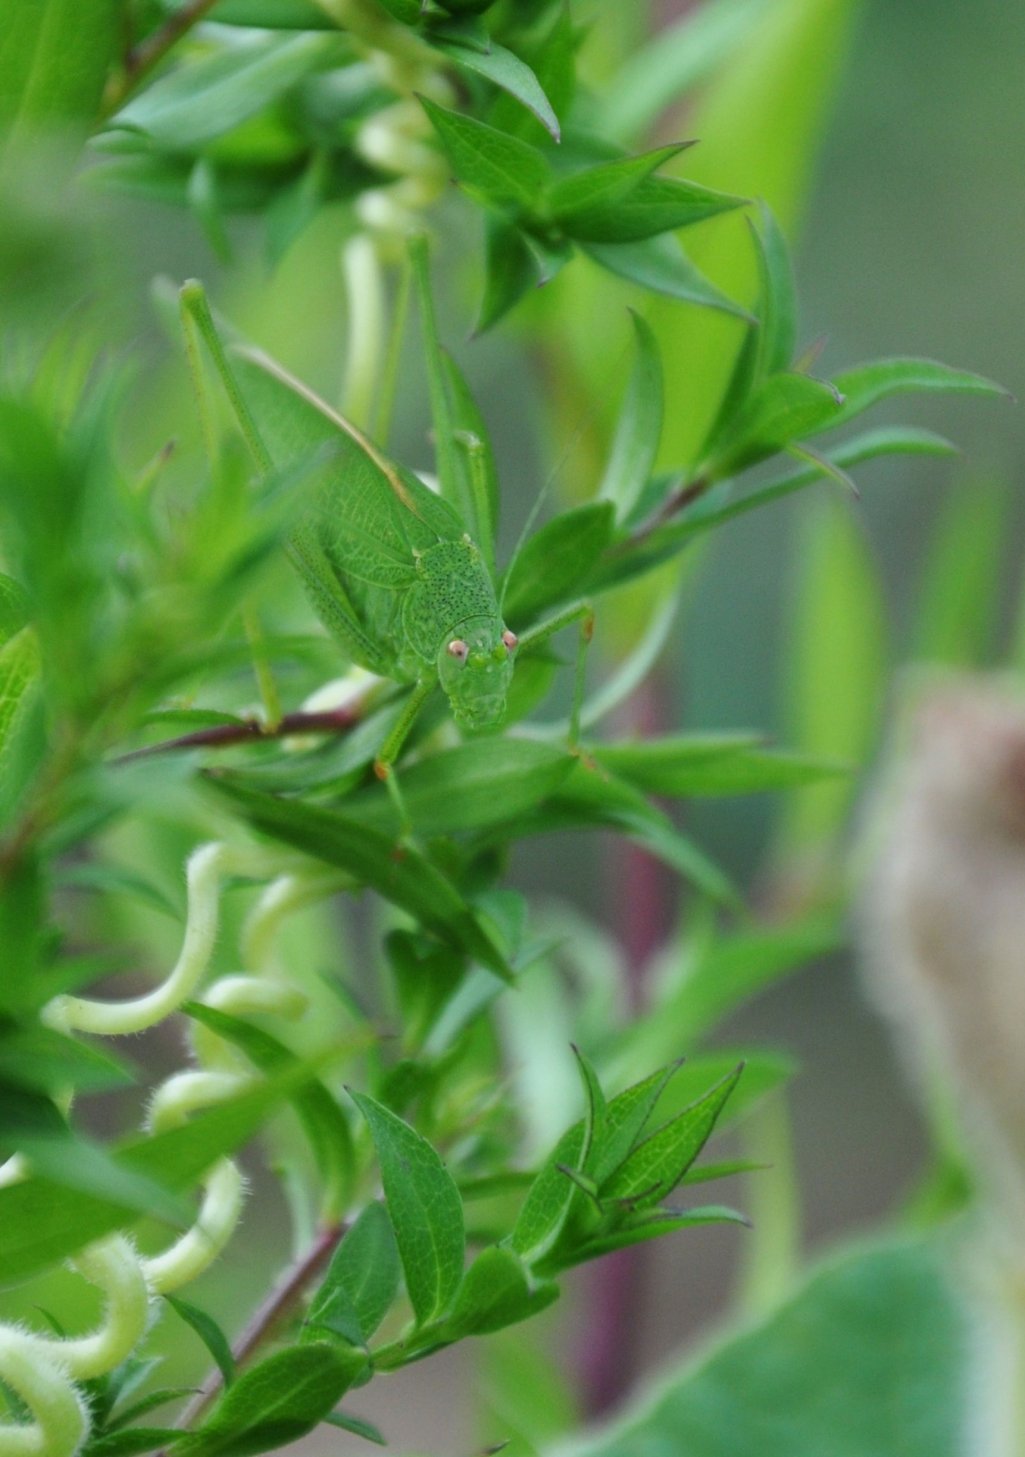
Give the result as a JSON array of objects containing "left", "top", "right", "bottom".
[
  {"left": 346, "top": 739, "right": 575, "bottom": 839},
  {"left": 603, "top": 1065, "right": 744, "bottom": 1209},
  {"left": 204, "top": 774, "right": 512, "bottom": 981},
  {"left": 593, "top": 1062, "right": 683, "bottom": 1184},
  {"left": 305, "top": 1202, "right": 400, "bottom": 1346},
  {"left": 598, "top": 313, "right": 663, "bottom": 523},
  {"left": 322, "top": 1411, "right": 386, "bottom": 1445},
  {"left": 572, "top": 1045, "right": 607, "bottom": 1169},
  {"left": 502, "top": 502, "right": 614, "bottom": 624},
  {"left": 441, "top": 1245, "right": 559, "bottom": 1338},
  {"left": 419, "top": 96, "right": 550, "bottom": 209},
  {"left": 83, "top": 1429, "right": 186, "bottom": 1456},
  {"left": 349, "top": 1092, "right": 465, "bottom": 1327},
  {"left": 559, "top": 174, "right": 744, "bottom": 245},
  {"left": 178, "top": 1344, "right": 365, "bottom": 1457},
  {"left": 751, "top": 203, "right": 797, "bottom": 378},
  {"left": 546, "top": 144, "right": 693, "bottom": 218},
  {"left": 569, "top": 1205, "right": 749, "bottom": 1265},
  {"left": 584, "top": 236, "right": 750, "bottom": 318},
  {"left": 594, "top": 736, "right": 849, "bottom": 797},
  {"left": 1, "top": 0, "right": 119, "bottom": 150},
  {"left": 708, "top": 373, "right": 843, "bottom": 478},
  {"left": 0, "top": 1061, "right": 329, "bottom": 1283},
  {"left": 827, "top": 357, "right": 1010, "bottom": 433},
  {"left": 109, "top": 34, "right": 343, "bottom": 151},
  {"left": 433, "top": 37, "right": 560, "bottom": 140},
  {"left": 165, "top": 1295, "right": 235, "bottom": 1387},
  {"left": 185, "top": 1003, "right": 355, "bottom": 1216},
  {"left": 478, "top": 218, "right": 540, "bottom": 333},
  {"left": 512, "top": 1123, "right": 586, "bottom": 1262}
]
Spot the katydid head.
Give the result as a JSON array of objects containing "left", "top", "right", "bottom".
[{"left": 438, "top": 616, "right": 516, "bottom": 729}]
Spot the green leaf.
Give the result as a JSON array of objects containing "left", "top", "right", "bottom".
[
  {"left": 707, "top": 372, "right": 843, "bottom": 478},
  {"left": 775, "top": 499, "right": 889, "bottom": 858},
  {"left": 593, "top": 736, "right": 849, "bottom": 797},
  {"left": 502, "top": 502, "right": 614, "bottom": 624},
  {"left": 478, "top": 217, "right": 541, "bottom": 332},
  {"left": 322, "top": 1410, "right": 386, "bottom": 1445},
  {"left": 527, "top": 762, "right": 740, "bottom": 908},
  {"left": 346, "top": 739, "right": 575, "bottom": 838},
  {"left": 374, "top": 0, "right": 420, "bottom": 21},
  {"left": 598, "top": 313, "right": 663, "bottom": 524},
  {"left": 669, "top": 916, "right": 842, "bottom": 1044},
  {"left": 419, "top": 95, "right": 550, "bottom": 209},
  {"left": 592, "top": 1062, "right": 683, "bottom": 1185},
  {"left": 602, "top": 1065, "right": 743, "bottom": 1209},
  {"left": 107, "top": 34, "right": 343, "bottom": 152},
  {"left": 165, "top": 1295, "right": 236, "bottom": 1387},
  {"left": 0, "top": 625, "right": 41, "bottom": 814},
  {"left": 440, "top": 1245, "right": 559, "bottom": 1338},
  {"left": 604, "top": 0, "right": 774, "bottom": 145},
  {"left": 185, "top": 1002, "right": 355, "bottom": 1217},
  {"left": 570, "top": 1204, "right": 749, "bottom": 1265},
  {"left": 179, "top": 1344, "right": 365, "bottom": 1457},
  {"left": 0, "top": 1084, "right": 190, "bottom": 1228},
  {"left": 572, "top": 1046, "right": 607, "bottom": 1171},
  {"left": 82, "top": 1428, "right": 186, "bottom": 1457},
  {"left": 558, "top": 173, "right": 744, "bottom": 245},
  {"left": 0, "top": 1023, "right": 134, "bottom": 1095},
  {"left": 545, "top": 144, "right": 693, "bottom": 220},
  {"left": 0, "top": 1061, "right": 325, "bottom": 1284},
  {"left": 750, "top": 203, "right": 797, "bottom": 379},
  {"left": 204, "top": 775, "right": 512, "bottom": 982},
  {"left": 584, "top": 236, "right": 749, "bottom": 318},
  {"left": 568, "top": 1243, "right": 967, "bottom": 1457},
  {"left": 593, "top": 426, "right": 958, "bottom": 593},
  {"left": 826, "top": 356, "right": 1010, "bottom": 433},
  {"left": 0, "top": 0, "right": 119, "bottom": 151},
  {"left": 913, "top": 478, "right": 1008, "bottom": 666},
  {"left": 305, "top": 1202, "right": 399, "bottom": 1346},
  {"left": 512, "top": 1122, "right": 586, "bottom": 1263},
  {"left": 432, "top": 37, "right": 560, "bottom": 140},
  {"left": 0, "top": 573, "right": 29, "bottom": 643},
  {"left": 348, "top": 1092, "right": 465, "bottom": 1328},
  {"left": 203, "top": 0, "right": 337, "bottom": 26}
]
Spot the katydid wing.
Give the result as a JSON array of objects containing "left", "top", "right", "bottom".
[{"left": 225, "top": 345, "right": 521, "bottom": 738}]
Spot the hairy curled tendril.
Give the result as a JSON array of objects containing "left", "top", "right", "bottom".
[{"left": 0, "top": 842, "right": 339, "bottom": 1457}]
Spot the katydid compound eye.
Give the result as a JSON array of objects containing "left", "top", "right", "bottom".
[
  {"left": 447, "top": 639, "right": 469, "bottom": 661},
  {"left": 501, "top": 630, "right": 518, "bottom": 650}
]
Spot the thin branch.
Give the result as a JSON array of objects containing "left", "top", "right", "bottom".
[
  {"left": 102, "top": 0, "right": 222, "bottom": 117},
  {"left": 113, "top": 706, "right": 364, "bottom": 764},
  {"left": 172, "top": 1220, "right": 348, "bottom": 1435}
]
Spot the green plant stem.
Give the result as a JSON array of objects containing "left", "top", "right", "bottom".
[
  {"left": 372, "top": 255, "right": 412, "bottom": 448},
  {"left": 173, "top": 1221, "right": 348, "bottom": 1434},
  {"left": 242, "top": 605, "right": 283, "bottom": 729},
  {"left": 735, "top": 1091, "right": 799, "bottom": 1316}
]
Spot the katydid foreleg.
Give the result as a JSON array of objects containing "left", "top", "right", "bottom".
[{"left": 516, "top": 601, "right": 595, "bottom": 749}]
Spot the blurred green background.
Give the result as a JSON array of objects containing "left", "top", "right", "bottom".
[{"left": 2, "top": 0, "right": 1022, "bottom": 1446}]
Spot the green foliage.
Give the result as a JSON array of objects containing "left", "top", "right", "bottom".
[
  {"left": 560, "top": 1243, "right": 967, "bottom": 1457},
  {"left": 0, "top": 2, "right": 1004, "bottom": 1454}
]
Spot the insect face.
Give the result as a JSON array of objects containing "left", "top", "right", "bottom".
[{"left": 437, "top": 614, "right": 516, "bottom": 729}]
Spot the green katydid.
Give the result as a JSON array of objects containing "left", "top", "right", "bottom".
[{"left": 179, "top": 274, "right": 593, "bottom": 807}]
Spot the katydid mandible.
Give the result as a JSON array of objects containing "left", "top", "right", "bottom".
[{"left": 179, "top": 281, "right": 592, "bottom": 786}]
